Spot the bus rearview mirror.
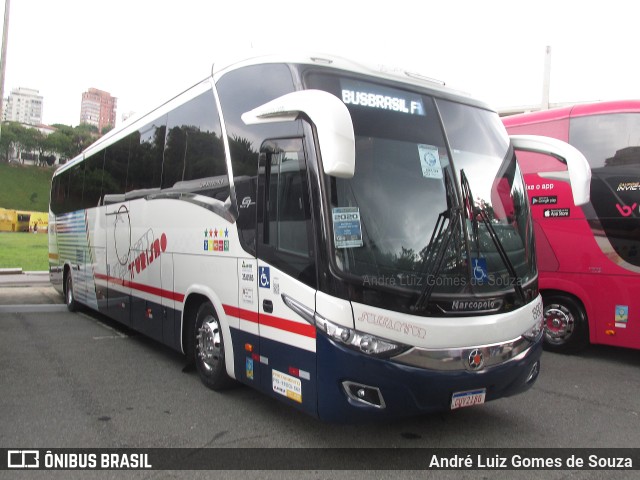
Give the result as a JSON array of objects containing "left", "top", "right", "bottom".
[
  {"left": 510, "top": 135, "right": 592, "bottom": 206},
  {"left": 241, "top": 90, "right": 356, "bottom": 179}
]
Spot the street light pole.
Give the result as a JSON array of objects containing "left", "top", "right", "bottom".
[
  {"left": 541, "top": 46, "right": 551, "bottom": 111},
  {"left": 0, "top": 0, "right": 10, "bottom": 141}
]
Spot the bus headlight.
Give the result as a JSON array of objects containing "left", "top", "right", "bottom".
[{"left": 315, "top": 314, "right": 410, "bottom": 357}]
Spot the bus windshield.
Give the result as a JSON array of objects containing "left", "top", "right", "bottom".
[{"left": 307, "top": 73, "right": 535, "bottom": 305}]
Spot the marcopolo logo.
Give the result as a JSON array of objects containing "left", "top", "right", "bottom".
[{"left": 449, "top": 298, "right": 503, "bottom": 312}]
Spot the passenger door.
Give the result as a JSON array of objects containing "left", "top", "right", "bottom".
[{"left": 255, "top": 138, "right": 318, "bottom": 414}]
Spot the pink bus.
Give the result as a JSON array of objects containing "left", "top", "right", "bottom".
[{"left": 504, "top": 100, "right": 640, "bottom": 353}]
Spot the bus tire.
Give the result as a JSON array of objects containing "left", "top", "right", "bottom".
[
  {"left": 542, "top": 293, "right": 589, "bottom": 354},
  {"left": 65, "top": 270, "right": 78, "bottom": 312},
  {"left": 193, "top": 301, "right": 235, "bottom": 391}
]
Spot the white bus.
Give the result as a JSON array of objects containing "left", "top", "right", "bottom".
[{"left": 49, "top": 53, "right": 590, "bottom": 421}]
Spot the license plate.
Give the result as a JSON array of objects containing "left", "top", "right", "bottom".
[{"left": 450, "top": 388, "right": 486, "bottom": 410}]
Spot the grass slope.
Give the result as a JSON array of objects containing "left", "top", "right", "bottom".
[
  {"left": 0, "top": 232, "right": 49, "bottom": 270},
  {"left": 0, "top": 163, "right": 53, "bottom": 212}
]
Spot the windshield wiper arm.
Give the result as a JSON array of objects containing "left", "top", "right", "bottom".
[
  {"left": 413, "top": 169, "right": 461, "bottom": 312},
  {"left": 460, "top": 169, "right": 525, "bottom": 302}
]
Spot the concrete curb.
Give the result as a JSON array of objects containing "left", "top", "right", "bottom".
[
  {"left": 0, "top": 304, "right": 68, "bottom": 313},
  {"left": 0, "top": 268, "right": 23, "bottom": 275}
]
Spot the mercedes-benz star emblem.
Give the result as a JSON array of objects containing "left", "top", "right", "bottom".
[{"left": 468, "top": 349, "right": 484, "bottom": 370}]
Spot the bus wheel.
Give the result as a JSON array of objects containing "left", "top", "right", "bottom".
[
  {"left": 193, "top": 302, "right": 234, "bottom": 391},
  {"left": 542, "top": 294, "right": 589, "bottom": 354},
  {"left": 65, "top": 271, "right": 78, "bottom": 312}
]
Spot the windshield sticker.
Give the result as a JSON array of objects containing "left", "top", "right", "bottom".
[
  {"left": 341, "top": 79, "right": 425, "bottom": 116},
  {"left": 418, "top": 144, "right": 443, "bottom": 179},
  {"left": 615, "top": 305, "right": 628, "bottom": 328},
  {"left": 471, "top": 258, "right": 489, "bottom": 283},
  {"left": 333, "top": 207, "right": 363, "bottom": 248}
]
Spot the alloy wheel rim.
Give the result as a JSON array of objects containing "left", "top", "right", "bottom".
[
  {"left": 544, "top": 304, "right": 574, "bottom": 345},
  {"left": 196, "top": 315, "right": 222, "bottom": 372}
]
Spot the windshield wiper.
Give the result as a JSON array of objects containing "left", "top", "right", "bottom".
[
  {"left": 460, "top": 169, "right": 525, "bottom": 302},
  {"left": 412, "top": 169, "right": 461, "bottom": 312}
]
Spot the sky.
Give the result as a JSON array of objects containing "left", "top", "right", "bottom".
[{"left": 1, "top": 0, "right": 639, "bottom": 127}]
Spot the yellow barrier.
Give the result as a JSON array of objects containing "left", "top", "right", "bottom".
[{"left": 0, "top": 208, "right": 48, "bottom": 232}]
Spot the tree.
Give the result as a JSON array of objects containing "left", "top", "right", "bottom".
[
  {"left": 0, "top": 122, "right": 31, "bottom": 162},
  {"left": 72, "top": 124, "right": 99, "bottom": 156},
  {"left": 20, "top": 128, "right": 43, "bottom": 164},
  {"left": 42, "top": 129, "right": 73, "bottom": 163},
  {"left": 0, "top": 121, "right": 106, "bottom": 166},
  {"left": 0, "top": 122, "right": 18, "bottom": 162}
]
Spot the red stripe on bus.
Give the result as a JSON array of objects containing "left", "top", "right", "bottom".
[
  {"left": 94, "top": 273, "right": 185, "bottom": 303},
  {"left": 93, "top": 274, "right": 313, "bottom": 339},
  {"left": 224, "top": 304, "right": 316, "bottom": 339},
  {"left": 224, "top": 304, "right": 259, "bottom": 323}
]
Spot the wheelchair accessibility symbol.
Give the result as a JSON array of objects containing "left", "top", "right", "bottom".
[
  {"left": 259, "top": 266, "right": 270, "bottom": 289},
  {"left": 472, "top": 258, "right": 488, "bottom": 283}
]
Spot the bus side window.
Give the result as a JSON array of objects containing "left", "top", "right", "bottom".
[
  {"left": 128, "top": 119, "right": 166, "bottom": 193},
  {"left": 162, "top": 90, "right": 228, "bottom": 200},
  {"left": 257, "top": 139, "right": 316, "bottom": 288},
  {"left": 216, "top": 63, "right": 297, "bottom": 257}
]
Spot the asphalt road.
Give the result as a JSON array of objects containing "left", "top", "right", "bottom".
[{"left": 1, "top": 287, "right": 639, "bottom": 479}]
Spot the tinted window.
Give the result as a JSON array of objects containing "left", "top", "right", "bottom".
[
  {"left": 571, "top": 113, "right": 640, "bottom": 266},
  {"left": 258, "top": 139, "right": 315, "bottom": 286},
  {"left": 103, "top": 135, "right": 130, "bottom": 196},
  {"left": 128, "top": 117, "right": 166, "bottom": 192},
  {"left": 570, "top": 113, "right": 640, "bottom": 169},
  {"left": 217, "top": 63, "right": 297, "bottom": 254},
  {"left": 83, "top": 152, "right": 105, "bottom": 208},
  {"left": 162, "top": 90, "right": 226, "bottom": 195},
  {"left": 50, "top": 173, "right": 64, "bottom": 215},
  {"left": 216, "top": 63, "right": 297, "bottom": 175},
  {"left": 66, "top": 163, "right": 84, "bottom": 212}
]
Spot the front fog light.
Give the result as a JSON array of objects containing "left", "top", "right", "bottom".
[{"left": 342, "top": 381, "right": 386, "bottom": 408}]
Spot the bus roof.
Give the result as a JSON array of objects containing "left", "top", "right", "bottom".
[
  {"left": 503, "top": 99, "right": 640, "bottom": 128},
  {"left": 56, "top": 52, "right": 495, "bottom": 175},
  {"left": 211, "top": 51, "right": 483, "bottom": 104}
]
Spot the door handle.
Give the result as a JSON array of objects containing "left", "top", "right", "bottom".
[{"left": 263, "top": 299, "right": 273, "bottom": 313}]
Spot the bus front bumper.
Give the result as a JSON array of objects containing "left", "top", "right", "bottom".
[{"left": 316, "top": 333, "right": 543, "bottom": 422}]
